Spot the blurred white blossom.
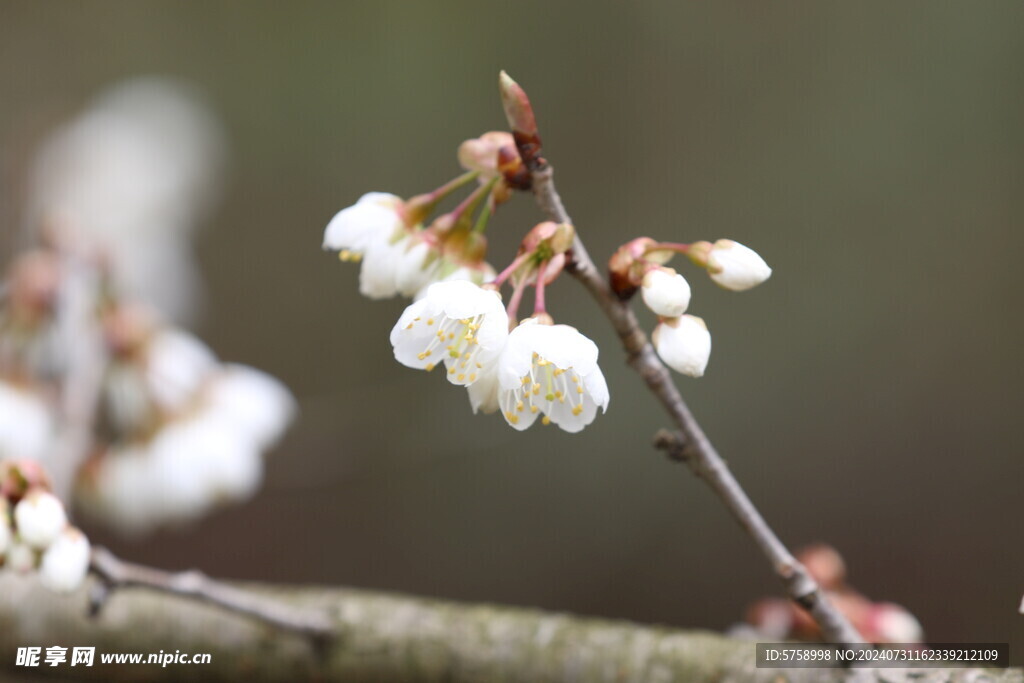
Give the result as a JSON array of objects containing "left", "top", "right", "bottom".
[
  {"left": 0, "top": 382, "right": 54, "bottom": 464},
  {"left": 13, "top": 490, "right": 67, "bottom": 549},
  {"left": 26, "top": 78, "right": 224, "bottom": 322},
  {"left": 38, "top": 527, "right": 90, "bottom": 593}
]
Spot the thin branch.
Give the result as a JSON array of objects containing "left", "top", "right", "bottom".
[
  {"left": 88, "top": 547, "right": 335, "bottom": 639},
  {"left": 508, "top": 100, "right": 864, "bottom": 644}
]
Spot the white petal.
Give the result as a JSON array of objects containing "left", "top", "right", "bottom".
[
  {"left": 358, "top": 240, "right": 402, "bottom": 299},
  {"left": 394, "top": 240, "right": 441, "bottom": 297},
  {"left": 322, "top": 193, "right": 402, "bottom": 252},
  {"left": 467, "top": 366, "right": 500, "bottom": 414},
  {"left": 653, "top": 315, "right": 711, "bottom": 377},
  {"left": 38, "top": 527, "right": 91, "bottom": 592},
  {"left": 13, "top": 491, "right": 67, "bottom": 549}
]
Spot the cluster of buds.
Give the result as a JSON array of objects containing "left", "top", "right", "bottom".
[
  {"left": 610, "top": 237, "right": 771, "bottom": 377},
  {"left": 322, "top": 130, "right": 530, "bottom": 301},
  {"left": 1, "top": 461, "right": 90, "bottom": 592},
  {"left": 389, "top": 221, "right": 608, "bottom": 433},
  {"left": 739, "top": 544, "right": 924, "bottom": 644},
  {"left": 75, "top": 303, "right": 295, "bottom": 534}
]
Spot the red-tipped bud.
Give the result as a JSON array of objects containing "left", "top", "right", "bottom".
[
  {"left": 609, "top": 237, "right": 660, "bottom": 299},
  {"left": 798, "top": 544, "right": 848, "bottom": 591},
  {"left": 0, "top": 460, "right": 52, "bottom": 503},
  {"left": 458, "top": 131, "right": 515, "bottom": 178},
  {"left": 519, "top": 222, "right": 574, "bottom": 262},
  {"left": 499, "top": 71, "right": 543, "bottom": 169}
]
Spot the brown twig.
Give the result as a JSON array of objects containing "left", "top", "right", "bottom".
[
  {"left": 88, "top": 547, "right": 336, "bottom": 639},
  {"left": 501, "top": 73, "right": 864, "bottom": 645}
]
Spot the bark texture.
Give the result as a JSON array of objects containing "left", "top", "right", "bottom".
[{"left": 0, "top": 574, "right": 1018, "bottom": 683}]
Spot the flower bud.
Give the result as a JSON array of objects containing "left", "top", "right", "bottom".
[
  {"left": 653, "top": 315, "right": 711, "bottom": 378},
  {"left": 39, "top": 526, "right": 91, "bottom": 592},
  {"left": 797, "top": 544, "right": 847, "bottom": 591},
  {"left": 498, "top": 71, "right": 542, "bottom": 168},
  {"left": 706, "top": 239, "right": 771, "bottom": 291},
  {"left": 641, "top": 267, "right": 691, "bottom": 317},
  {"left": 458, "top": 131, "right": 515, "bottom": 179},
  {"left": 14, "top": 489, "right": 67, "bottom": 548},
  {"left": 5, "top": 540, "right": 36, "bottom": 572}
]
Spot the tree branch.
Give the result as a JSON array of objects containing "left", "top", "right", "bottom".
[
  {"left": 510, "top": 104, "right": 863, "bottom": 645},
  {"left": 87, "top": 547, "right": 335, "bottom": 640},
  {"left": 2, "top": 573, "right": 1016, "bottom": 683}
]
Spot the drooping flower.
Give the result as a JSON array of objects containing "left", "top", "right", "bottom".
[
  {"left": 323, "top": 192, "right": 412, "bottom": 299},
  {"left": 38, "top": 527, "right": 91, "bottom": 592},
  {"left": 706, "top": 240, "right": 771, "bottom": 291},
  {"left": 641, "top": 267, "right": 691, "bottom": 317},
  {"left": 391, "top": 280, "right": 508, "bottom": 386},
  {"left": 495, "top": 320, "right": 609, "bottom": 433},
  {"left": 653, "top": 314, "right": 712, "bottom": 378}
]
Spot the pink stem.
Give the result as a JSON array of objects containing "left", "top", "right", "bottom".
[
  {"left": 533, "top": 260, "right": 548, "bottom": 315},
  {"left": 493, "top": 252, "right": 531, "bottom": 288},
  {"left": 505, "top": 273, "right": 530, "bottom": 325}
]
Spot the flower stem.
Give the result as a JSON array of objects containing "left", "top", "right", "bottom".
[
  {"left": 493, "top": 251, "right": 531, "bottom": 288},
  {"left": 473, "top": 192, "right": 495, "bottom": 234},
  {"left": 505, "top": 272, "right": 530, "bottom": 325},
  {"left": 533, "top": 259, "right": 548, "bottom": 315},
  {"left": 429, "top": 171, "right": 479, "bottom": 203}
]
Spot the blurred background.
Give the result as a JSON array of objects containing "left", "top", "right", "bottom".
[{"left": 2, "top": 0, "right": 1021, "bottom": 662}]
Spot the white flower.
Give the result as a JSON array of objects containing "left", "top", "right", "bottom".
[
  {"left": 14, "top": 490, "right": 68, "bottom": 549},
  {"left": 641, "top": 267, "right": 691, "bottom": 317},
  {"left": 322, "top": 192, "right": 404, "bottom": 255},
  {"left": 5, "top": 540, "right": 36, "bottom": 573},
  {"left": 653, "top": 315, "right": 712, "bottom": 378},
  {"left": 38, "top": 527, "right": 91, "bottom": 592},
  {"left": 80, "top": 444, "right": 165, "bottom": 535},
  {"left": 324, "top": 192, "right": 412, "bottom": 300},
  {"left": 391, "top": 280, "right": 508, "bottom": 386},
  {"left": 496, "top": 320, "right": 609, "bottom": 433},
  {"left": 204, "top": 364, "right": 296, "bottom": 450},
  {"left": 707, "top": 240, "right": 771, "bottom": 291},
  {"left": 0, "top": 382, "right": 54, "bottom": 462},
  {"left": 144, "top": 329, "right": 217, "bottom": 414}
]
